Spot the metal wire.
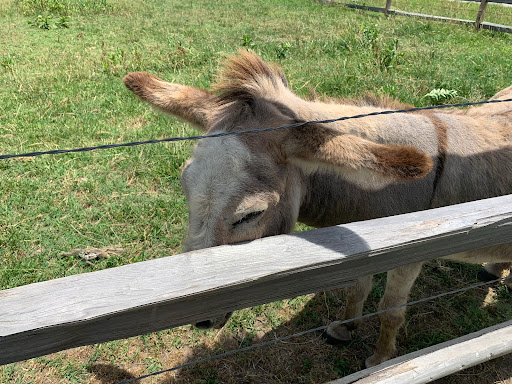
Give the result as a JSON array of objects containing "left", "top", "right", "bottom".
[
  {"left": 2, "top": 98, "right": 512, "bottom": 160},
  {"left": 117, "top": 274, "right": 511, "bottom": 384}
]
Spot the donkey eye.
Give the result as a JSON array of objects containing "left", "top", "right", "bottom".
[{"left": 233, "top": 210, "right": 265, "bottom": 227}]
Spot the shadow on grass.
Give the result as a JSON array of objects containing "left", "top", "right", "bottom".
[
  {"left": 89, "top": 263, "right": 511, "bottom": 384},
  {"left": 90, "top": 363, "right": 139, "bottom": 383}
]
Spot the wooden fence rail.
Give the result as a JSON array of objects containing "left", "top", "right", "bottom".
[
  {"left": 1, "top": 194, "right": 512, "bottom": 367},
  {"left": 331, "top": 320, "right": 512, "bottom": 384},
  {"left": 320, "top": 0, "right": 512, "bottom": 34}
]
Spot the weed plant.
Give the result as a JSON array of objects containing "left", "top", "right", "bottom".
[
  {"left": 28, "top": 13, "right": 70, "bottom": 29},
  {"left": 13, "top": 0, "right": 110, "bottom": 15},
  {"left": 424, "top": 88, "right": 458, "bottom": 104}
]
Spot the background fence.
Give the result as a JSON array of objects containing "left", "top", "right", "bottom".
[{"left": 320, "top": 0, "right": 512, "bottom": 33}]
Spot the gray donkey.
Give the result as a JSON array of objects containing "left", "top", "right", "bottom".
[{"left": 123, "top": 51, "right": 512, "bottom": 367}]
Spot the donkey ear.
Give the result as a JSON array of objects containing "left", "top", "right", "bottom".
[
  {"left": 123, "top": 72, "right": 219, "bottom": 131},
  {"left": 284, "top": 125, "right": 433, "bottom": 188}
]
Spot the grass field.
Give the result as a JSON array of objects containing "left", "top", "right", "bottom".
[{"left": 1, "top": 0, "right": 512, "bottom": 383}]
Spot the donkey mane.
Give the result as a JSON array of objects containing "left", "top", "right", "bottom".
[
  {"left": 338, "top": 94, "right": 414, "bottom": 110},
  {"left": 213, "top": 50, "right": 289, "bottom": 103},
  {"left": 215, "top": 51, "right": 414, "bottom": 113}
]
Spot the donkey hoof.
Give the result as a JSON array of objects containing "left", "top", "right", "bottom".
[
  {"left": 477, "top": 269, "right": 498, "bottom": 283},
  {"left": 195, "top": 320, "right": 215, "bottom": 329},
  {"left": 322, "top": 330, "right": 351, "bottom": 346},
  {"left": 480, "top": 269, "right": 512, "bottom": 291},
  {"left": 365, "top": 354, "right": 388, "bottom": 368},
  {"left": 322, "top": 323, "right": 352, "bottom": 345}
]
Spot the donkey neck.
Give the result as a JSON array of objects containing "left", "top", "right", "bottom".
[
  {"left": 296, "top": 168, "right": 436, "bottom": 228},
  {"left": 292, "top": 99, "right": 437, "bottom": 147},
  {"left": 279, "top": 98, "right": 439, "bottom": 226}
]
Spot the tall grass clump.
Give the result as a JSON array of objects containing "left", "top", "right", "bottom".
[{"left": 13, "top": 0, "right": 110, "bottom": 15}]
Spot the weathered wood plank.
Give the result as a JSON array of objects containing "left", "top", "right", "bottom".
[
  {"left": 481, "top": 21, "right": 512, "bottom": 33},
  {"left": 465, "top": 0, "right": 512, "bottom": 4},
  {"left": 392, "top": 9, "right": 476, "bottom": 25},
  {"left": 330, "top": 320, "right": 512, "bottom": 384},
  {"left": 1, "top": 195, "right": 512, "bottom": 365},
  {"left": 390, "top": 10, "right": 512, "bottom": 33}
]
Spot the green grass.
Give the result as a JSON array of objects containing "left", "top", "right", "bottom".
[
  {"left": 12, "top": 0, "right": 111, "bottom": 16},
  {"left": 1, "top": 0, "right": 512, "bottom": 382}
]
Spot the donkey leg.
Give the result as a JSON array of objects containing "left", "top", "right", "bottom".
[
  {"left": 366, "top": 262, "right": 423, "bottom": 367},
  {"left": 448, "top": 244, "right": 512, "bottom": 289},
  {"left": 481, "top": 262, "right": 512, "bottom": 289},
  {"left": 323, "top": 275, "right": 373, "bottom": 343}
]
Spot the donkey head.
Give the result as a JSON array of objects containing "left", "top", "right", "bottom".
[
  {"left": 124, "top": 53, "right": 305, "bottom": 253},
  {"left": 123, "top": 51, "right": 433, "bottom": 328}
]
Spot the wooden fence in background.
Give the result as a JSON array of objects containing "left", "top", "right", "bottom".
[
  {"left": 320, "top": 0, "right": 512, "bottom": 33},
  {"left": 1, "top": 194, "right": 512, "bottom": 382}
]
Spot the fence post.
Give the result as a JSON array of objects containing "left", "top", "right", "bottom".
[
  {"left": 385, "top": 0, "right": 392, "bottom": 17},
  {"left": 475, "top": 0, "right": 489, "bottom": 30}
]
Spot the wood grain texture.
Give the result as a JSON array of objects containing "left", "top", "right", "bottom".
[
  {"left": 330, "top": 320, "right": 512, "bottom": 384},
  {"left": 1, "top": 194, "right": 511, "bottom": 365}
]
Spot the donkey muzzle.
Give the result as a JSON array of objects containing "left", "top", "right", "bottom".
[{"left": 195, "top": 312, "right": 233, "bottom": 330}]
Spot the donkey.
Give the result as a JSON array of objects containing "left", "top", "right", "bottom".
[{"left": 123, "top": 51, "right": 512, "bottom": 367}]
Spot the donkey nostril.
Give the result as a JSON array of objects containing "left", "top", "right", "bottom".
[{"left": 195, "top": 320, "right": 214, "bottom": 329}]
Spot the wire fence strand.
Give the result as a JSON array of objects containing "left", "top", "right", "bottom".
[
  {"left": 117, "top": 274, "right": 512, "bottom": 384},
  {"left": 2, "top": 98, "right": 512, "bottom": 160}
]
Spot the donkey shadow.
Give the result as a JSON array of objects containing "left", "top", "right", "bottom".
[
  {"left": 89, "top": 247, "right": 511, "bottom": 383},
  {"left": 89, "top": 288, "right": 373, "bottom": 383}
]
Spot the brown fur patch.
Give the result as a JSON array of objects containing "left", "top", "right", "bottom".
[
  {"left": 285, "top": 124, "right": 433, "bottom": 180},
  {"left": 123, "top": 71, "right": 218, "bottom": 129},
  {"left": 123, "top": 71, "right": 160, "bottom": 99},
  {"left": 371, "top": 144, "right": 434, "bottom": 179}
]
